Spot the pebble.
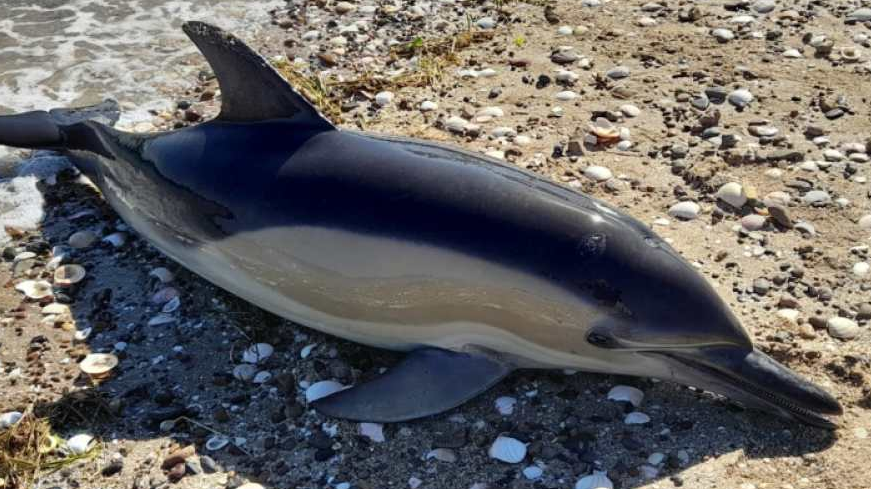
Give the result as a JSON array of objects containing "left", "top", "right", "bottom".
[
  {"left": 445, "top": 116, "right": 469, "bottom": 133},
  {"left": 716, "top": 182, "right": 747, "bottom": 208},
  {"left": 620, "top": 104, "right": 641, "bottom": 117},
  {"left": 607, "top": 385, "right": 644, "bottom": 407},
  {"left": 575, "top": 471, "right": 614, "bottom": 489},
  {"left": 476, "top": 17, "right": 496, "bottom": 29},
  {"left": 859, "top": 214, "right": 871, "bottom": 230},
  {"left": 728, "top": 89, "right": 754, "bottom": 108},
  {"left": 555, "top": 90, "right": 579, "bottom": 101},
  {"left": 827, "top": 317, "right": 860, "bottom": 340},
  {"left": 853, "top": 262, "right": 870, "bottom": 276},
  {"left": 783, "top": 49, "right": 803, "bottom": 58},
  {"left": 847, "top": 8, "right": 871, "bottom": 23},
  {"left": 584, "top": 166, "right": 612, "bottom": 182},
  {"left": 741, "top": 214, "right": 767, "bottom": 231},
  {"left": 801, "top": 190, "right": 831, "bottom": 205},
  {"left": 624, "top": 412, "right": 651, "bottom": 424},
  {"left": 495, "top": 396, "right": 517, "bottom": 415},
  {"left": 305, "top": 380, "right": 347, "bottom": 402},
  {"left": 753, "top": 0, "right": 776, "bottom": 13},
  {"left": 375, "top": 91, "right": 394, "bottom": 107},
  {"left": 711, "top": 29, "right": 735, "bottom": 42},
  {"left": 605, "top": 66, "right": 630, "bottom": 79},
  {"left": 68, "top": 230, "right": 97, "bottom": 249},
  {"left": 557, "top": 26, "right": 574, "bottom": 36},
  {"left": 419, "top": 100, "right": 438, "bottom": 112},
  {"left": 667, "top": 201, "right": 700, "bottom": 220},
  {"left": 523, "top": 466, "right": 544, "bottom": 480}
]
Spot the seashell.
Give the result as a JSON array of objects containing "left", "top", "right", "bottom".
[
  {"left": 162, "top": 296, "right": 180, "bottom": 313},
  {"left": 478, "top": 68, "right": 497, "bottom": 78},
  {"left": 79, "top": 353, "right": 118, "bottom": 380},
  {"left": 840, "top": 46, "right": 861, "bottom": 62},
  {"left": 74, "top": 328, "right": 92, "bottom": 341},
  {"left": 624, "top": 411, "right": 651, "bottom": 424},
  {"left": 252, "top": 371, "right": 272, "bottom": 384},
  {"left": 305, "top": 380, "right": 347, "bottom": 402},
  {"left": 488, "top": 435, "right": 527, "bottom": 463},
  {"left": 359, "top": 422, "right": 385, "bottom": 442},
  {"left": 148, "top": 314, "right": 176, "bottom": 326},
  {"left": 66, "top": 434, "right": 95, "bottom": 455},
  {"left": 589, "top": 118, "right": 620, "bottom": 143},
  {"left": 0, "top": 411, "right": 23, "bottom": 429},
  {"left": 523, "top": 466, "right": 544, "bottom": 480},
  {"left": 149, "top": 267, "right": 174, "bottom": 283},
  {"left": 151, "top": 287, "right": 179, "bottom": 304},
  {"left": 300, "top": 343, "right": 317, "bottom": 358},
  {"left": 233, "top": 364, "right": 258, "bottom": 382},
  {"left": 575, "top": 471, "right": 614, "bottom": 489},
  {"left": 102, "top": 232, "right": 127, "bottom": 248},
  {"left": 206, "top": 435, "right": 230, "bottom": 451},
  {"left": 15, "top": 280, "right": 53, "bottom": 299},
  {"left": 242, "top": 343, "right": 274, "bottom": 364},
  {"left": 715, "top": 182, "right": 747, "bottom": 208},
  {"left": 426, "top": 448, "right": 457, "bottom": 463},
  {"left": 54, "top": 264, "right": 86, "bottom": 287},
  {"left": 68, "top": 230, "right": 97, "bottom": 249},
  {"left": 495, "top": 396, "right": 517, "bottom": 415},
  {"left": 607, "top": 385, "right": 644, "bottom": 407}
]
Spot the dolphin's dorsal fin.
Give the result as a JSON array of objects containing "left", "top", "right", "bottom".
[{"left": 182, "top": 21, "right": 334, "bottom": 129}]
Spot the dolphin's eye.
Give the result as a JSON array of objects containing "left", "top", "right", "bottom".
[{"left": 587, "top": 332, "right": 614, "bottom": 348}]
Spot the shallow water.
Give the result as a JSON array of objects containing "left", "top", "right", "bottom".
[{"left": 0, "top": 0, "right": 283, "bottom": 123}]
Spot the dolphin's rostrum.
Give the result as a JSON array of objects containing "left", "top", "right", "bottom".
[{"left": 0, "top": 22, "right": 841, "bottom": 428}]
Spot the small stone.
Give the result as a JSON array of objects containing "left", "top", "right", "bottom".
[
  {"left": 827, "top": 317, "right": 859, "bottom": 340},
  {"left": 335, "top": 1, "right": 356, "bottom": 14},
  {"left": 853, "top": 262, "right": 870, "bottom": 277},
  {"left": 606, "top": 66, "right": 630, "bottom": 79},
  {"left": 584, "top": 166, "right": 612, "bottom": 182},
  {"left": 375, "top": 91, "right": 394, "bottom": 107},
  {"left": 668, "top": 202, "right": 700, "bottom": 220},
  {"left": 859, "top": 214, "right": 871, "bottom": 230},
  {"left": 624, "top": 412, "right": 651, "bottom": 424},
  {"left": 420, "top": 101, "right": 438, "bottom": 112},
  {"left": 555, "top": 90, "right": 579, "bottom": 101},
  {"left": 489, "top": 436, "right": 527, "bottom": 463},
  {"left": 711, "top": 28, "right": 735, "bottom": 42},
  {"left": 801, "top": 190, "right": 830, "bottom": 205},
  {"left": 728, "top": 89, "right": 754, "bottom": 108},
  {"left": 752, "top": 278, "right": 771, "bottom": 295},
  {"left": 68, "top": 230, "right": 97, "bottom": 249},
  {"left": 768, "top": 205, "right": 793, "bottom": 228},
  {"left": 620, "top": 104, "right": 641, "bottom": 117},
  {"left": 741, "top": 214, "right": 767, "bottom": 231},
  {"left": 476, "top": 17, "right": 496, "bottom": 29}
]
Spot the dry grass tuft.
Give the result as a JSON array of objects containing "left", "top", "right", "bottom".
[{"left": 0, "top": 408, "right": 99, "bottom": 489}]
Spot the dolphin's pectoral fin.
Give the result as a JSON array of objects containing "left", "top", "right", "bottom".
[
  {"left": 181, "top": 21, "right": 335, "bottom": 130},
  {"left": 311, "top": 348, "right": 513, "bottom": 422}
]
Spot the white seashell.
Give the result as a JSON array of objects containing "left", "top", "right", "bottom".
[
  {"left": 149, "top": 267, "right": 174, "bottom": 283},
  {"left": 54, "top": 264, "right": 86, "bottom": 287},
  {"left": 252, "top": 371, "right": 272, "bottom": 384},
  {"left": 74, "top": 328, "right": 92, "bottom": 341},
  {"left": 305, "top": 380, "right": 347, "bottom": 402},
  {"left": 523, "top": 466, "right": 543, "bottom": 480},
  {"left": 148, "top": 314, "right": 176, "bottom": 326},
  {"left": 359, "top": 422, "right": 385, "bottom": 442},
  {"left": 102, "top": 232, "right": 127, "bottom": 248},
  {"left": 161, "top": 296, "right": 180, "bottom": 313},
  {"left": 0, "top": 411, "right": 23, "bottom": 429},
  {"left": 716, "top": 182, "right": 747, "bottom": 208},
  {"left": 607, "top": 385, "right": 644, "bottom": 407},
  {"left": 478, "top": 68, "right": 497, "bottom": 78},
  {"left": 575, "top": 471, "right": 614, "bottom": 489},
  {"left": 488, "top": 435, "right": 527, "bottom": 463},
  {"left": 300, "top": 343, "right": 317, "bottom": 358},
  {"left": 15, "top": 280, "right": 53, "bottom": 299},
  {"left": 206, "top": 435, "right": 230, "bottom": 451},
  {"left": 426, "top": 448, "right": 457, "bottom": 462},
  {"left": 79, "top": 353, "right": 118, "bottom": 379},
  {"left": 624, "top": 411, "right": 651, "bottom": 424},
  {"left": 495, "top": 396, "right": 517, "bottom": 415},
  {"left": 233, "top": 364, "right": 258, "bottom": 382},
  {"left": 67, "top": 434, "right": 95, "bottom": 454},
  {"left": 243, "top": 343, "right": 274, "bottom": 364}
]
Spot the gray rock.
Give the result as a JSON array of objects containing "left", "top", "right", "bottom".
[
  {"left": 606, "top": 66, "right": 631, "bottom": 79},
  {"left": 801, "top": 190, "right": 831, "bottom": 205}
]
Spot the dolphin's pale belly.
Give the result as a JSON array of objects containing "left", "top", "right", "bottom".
[{"left": 153, "top": 225, "right": 627, "bottom": 370}]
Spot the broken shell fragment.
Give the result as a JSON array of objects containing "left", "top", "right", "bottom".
[
  {"left": 67, "top": 434, "right": 95, "bottom": 454},
  {"left": 588, "top": 118, "right": 621, "bottom": 144},
  {"left": 148, "top": 314, "right": 176, "bottom": 326},
  {"left": 206, "top": 435, "right": 230, "bottom": 451},
  {"left": 54, "top": 264, "right": 86, "bottom": 288},
  {"left": 359, "top": 422, "right": 385, "bottom": 442},
  {"left": 162, "top": 296, "right": 180, "bottom": 313},
  {"left": 305, "top": 380, "right": 347, "bottom": 402},
  {"left": 102, "top": 232, "right": 127, "bottom": 248},
  {"left": 41, "top": 303, "right": 70, "bottom": 316},
  {"left": 0, "top": 411, "right": 23, "bottom": 429},
  {"left": 489, "top": 435, "right": 527, "bottom": 463},
  {"left": 151, "top": 287, "right": 179, "bottom": 304},
  {"left": 149, "top": 267, "right": 174, "bottom": 283},
  {"left": 79, "top": 353, "right": 118, "bottom": 380},
  {"left": 607, "top": 385, "right": 644, "bottom": 407},
  {"left": 242, "top": 343, "right": 274, "bottom": 364},
  {"left": 15, "top": 280, "right": 53, "bottom": 299}
]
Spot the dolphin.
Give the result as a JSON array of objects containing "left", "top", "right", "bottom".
[{"left": 0, "top": 22, "right": 841, "bottom": 428}]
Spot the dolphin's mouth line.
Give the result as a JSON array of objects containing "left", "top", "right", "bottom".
[{"left": 656, "top": 352, "right": 837, "bottom": 429}]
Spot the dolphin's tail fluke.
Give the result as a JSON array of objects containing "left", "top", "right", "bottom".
[{"left": 0, "top": 99, "right": 119, "bottom": 151}]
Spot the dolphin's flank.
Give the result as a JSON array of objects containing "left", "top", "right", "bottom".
[{"left": 0, "top": 21, "right": 841, "bottom": 428}]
